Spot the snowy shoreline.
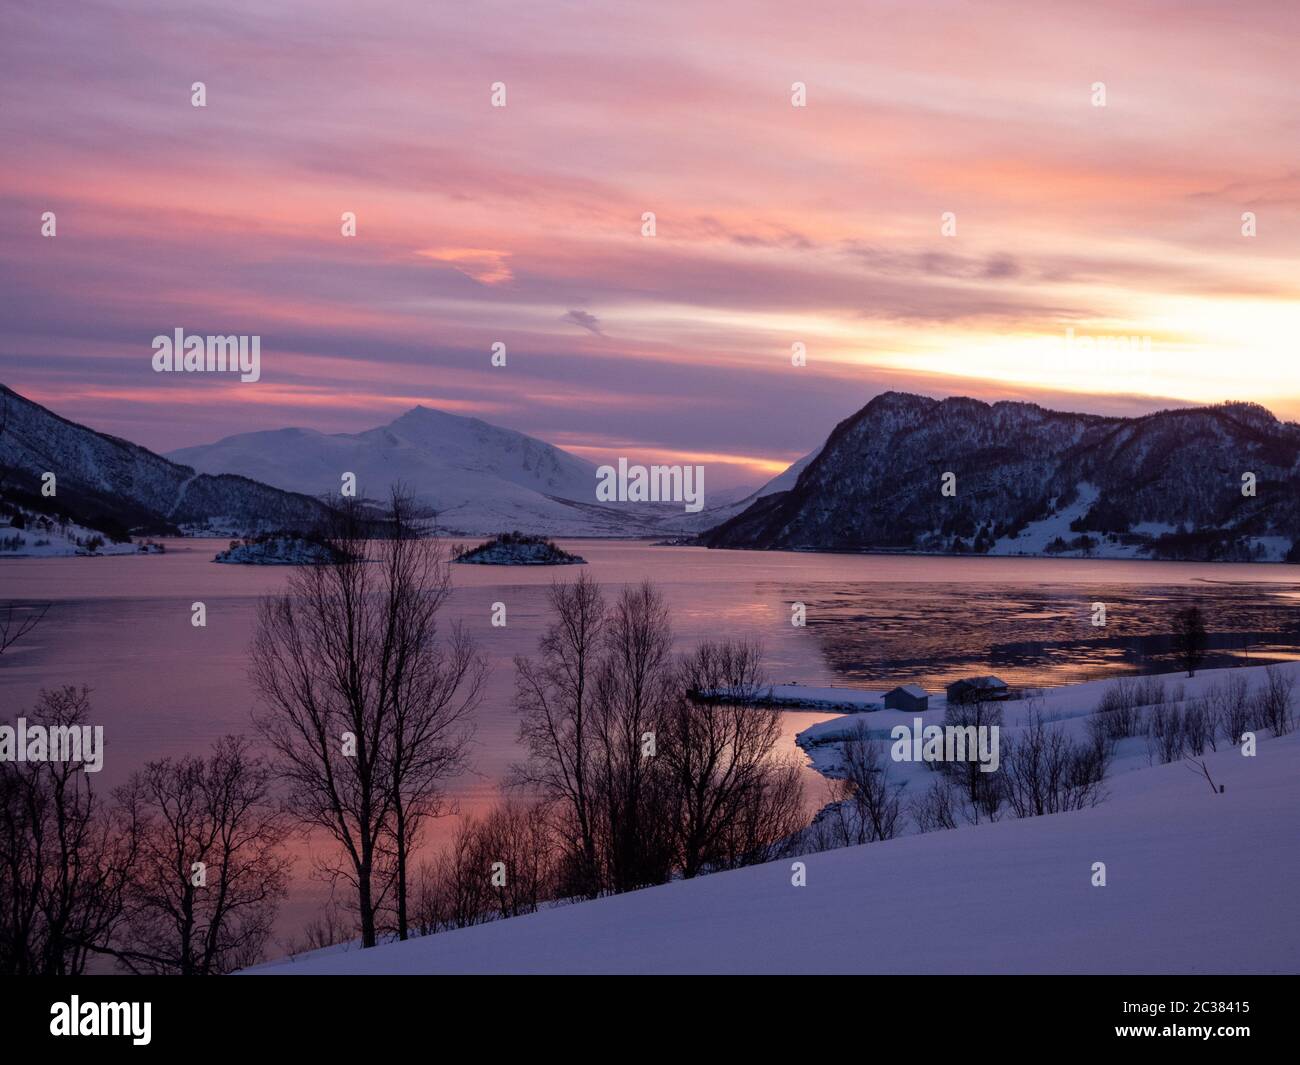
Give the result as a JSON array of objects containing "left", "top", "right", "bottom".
[
  {"left": 702, "top": 683, "right": 887, "bottom": 713},
  {"left": 794, "top": 663, "right": 1286, "bottom": 781},
  {"left": 699, "top": 541, "right": 1298, "bottom": 564}
]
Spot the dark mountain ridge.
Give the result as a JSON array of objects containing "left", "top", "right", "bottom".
[
  {"left": 0, "top": 385, "right": 330, "bottom": 539},
  {"left": 702, "top": 392, "right": 1300, "bottom": 562}
]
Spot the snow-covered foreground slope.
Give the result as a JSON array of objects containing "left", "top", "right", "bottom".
[{"left": 251, "top": 676, "right": 1300, "bottom": 975}]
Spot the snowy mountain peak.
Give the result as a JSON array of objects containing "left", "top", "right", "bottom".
[{"left": 167, "top": 404, "right": 810, "bottom": 538}]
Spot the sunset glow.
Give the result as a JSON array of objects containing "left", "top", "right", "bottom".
[{"left": 3, "top": 0, "right": 1298, "bottom": 485}]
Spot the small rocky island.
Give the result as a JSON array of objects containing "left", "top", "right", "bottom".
[
  {"left": 214, "top": 533, "right": 349, "bottom": 565},
  {"left": 452, "top": 532, "right": 586, "bottom": 566}
]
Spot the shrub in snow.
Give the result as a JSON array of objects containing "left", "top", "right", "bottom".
[
  {"left": 809, "top": 724, "right": 905, "bottom": 848},
  {"left": 1210, "top": 674, "right": 1254, "bottom": 746},
  {"left": 1181, "top": 697, "right": 1213, "bottom": 755},
  {"left": 1000, "top": 710, "right": 1108, "bottom": 818},
  {"left": 938, "top": 699, "right": 1005, "bottom": 821},
  {"left": 1093, "top": 679, "right": 1142, "bottom": 740},
  {"left": 910, "top": 778, "right": 960, "bottom": 834},
  {"left": 1133, "top": 675, "right": 1168, "bottom": 707},
  {"left": 413, "top": 800, "right": 557, "bottom": 935},
  {"left": 1146, "top": 703, "right": 1185, "bottom": 765},
  {"left": 1255, "top": 665, "right": 1295, "bottom": 736},
  {"left": 1091, "top": 675, "right": 1182, "bottom": 745}
]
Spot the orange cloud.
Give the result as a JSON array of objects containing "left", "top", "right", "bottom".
[{"left": 415, "top": 247, "right": 514, "bottom": 285}]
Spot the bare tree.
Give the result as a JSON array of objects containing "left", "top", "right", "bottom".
[
  {"left": 1090, "top": 678, "right": 1143, "bottom": 741},
  {"left": 374, "top": 491, "right": 483, "bottom": 940},
  {"left": 939, "top": 697, "right": 1005, "bottom": 821},
  {"left": 588, "top": 582, "right": 677, "bottom": 892},
  {"left": 517, "top": 578, "right": 813, "bottom": 895},
  {"left": 1172, "top": 605, "right": 1208, "bottom": 677},
  {"left": 1255, "top": 665, "right": 1295, "bottom": 736},
  {"left": 1001, "top": 710, "right": 1108, "bottom": 818},
  {"left": 1186, "top": 757, "right": 1223, "bottom": 795},
  {"left": 511, "top": 572, "right": 607, "bottom": 898},
  {"left": 1182, "top": 696, "right": 1212, "bottom": 755},
  {"left": 112, "top": 736, "right": 289, "bottom": 974},
  {"left": 0, "top": 601, "right": 50, "bottom": 659},
  {"left": 833, "top": 724, "right": 904, "bottom": 843},
  {"left": 665, "top": 640, "right": 805, "bottom": 874},
  {"left": 1145, "top": 703, "right": 1185, "bottom": 765},
  {"left": 414, "top": 823, "right": 492, "bottom": 933},
  {"left": 910, "top": 777, "right": 960, "bottom": 834},
  {"left": 251, "top": 489, "right": 480, "bottom": 947},
  {"left": 280, "top": 895, "right": 356, "bottom": 960},
  {"left": 412, "top": 798, "right": 558, "bottom": 933},
  {"left": 0, "top": 688, "right": 133, "bottom": 975},
  {"left": 478, "top": 799, "right": 557, "bottom": 920},
  {"left": 1210, "top": 674, "right": 1253, "bottom": 746},
  {"left": 716, "top": 758, "right": 805, "bottom": 867}
]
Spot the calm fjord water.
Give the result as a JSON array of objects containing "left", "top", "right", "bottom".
[
  {"left": 4, "top": 538, "right": 1299, "bottom": 792},
  {"left": 2, "top": 539, "right": 1297, "bottom": 942}
]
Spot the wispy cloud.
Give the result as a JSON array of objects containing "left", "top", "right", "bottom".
[
  {"left": 562, "top": 309, "right": 603, "bottom": 335},
  {"left": 2, "top": 0, "right": 1298, "bottom": 484},
  {"left": 415, "top": 248, "right": 514, "bottom": 285}
]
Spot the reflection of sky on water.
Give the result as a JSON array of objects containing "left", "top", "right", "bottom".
[{"left": 794, "top": 582, "right": 1300, "bottom": 689}]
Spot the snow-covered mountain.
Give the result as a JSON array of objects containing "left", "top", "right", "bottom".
[
  {"left": 168, "top": 406, "right": 801, "bottom": 538},
  {"left": 0, "top": 385, "right": 328, "bottom": 539},
  {"left": 169, "top": 406, "right": 612, "bottom": 536},
  {"left": 702, "top": 392, "right": 1300, "bottom": 562}
]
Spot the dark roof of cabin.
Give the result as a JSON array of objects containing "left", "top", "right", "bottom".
[{"left": 946, "top": 675, "right": 1008, "bottom": 689}]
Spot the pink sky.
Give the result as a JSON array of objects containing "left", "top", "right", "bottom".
[{"left": 3, "top": 0, "right": 1298, "bottom": 486}]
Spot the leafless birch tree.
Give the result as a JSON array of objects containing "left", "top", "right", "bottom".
[
  {"left": 251, "top": 489, "right": 481, "bottom": 946},
  {"left": 511, "top": 572, "right": 607, "bottom": 897},
  {"left": 113, "top": 736, "right": 289, "bottom": 974}
]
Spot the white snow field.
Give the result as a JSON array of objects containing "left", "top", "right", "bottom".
[{"left": 253, "top": 664, "right": 1300, "bottom": 975}]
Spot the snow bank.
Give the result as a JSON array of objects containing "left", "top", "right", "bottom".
[
  {"left": 0, "top": 516, "right": 154, "bottom": 558},
  {"left": 797, "top": 663, "right": 1292, "bottom": 780},
  {"left": 749, "top": 684, "right": 885, "bottom": 712}
]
